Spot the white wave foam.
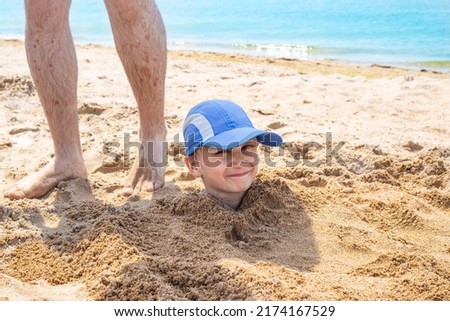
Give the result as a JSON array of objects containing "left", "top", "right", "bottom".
[{"left": 233, "top": 43, "right": 313, "bottom": 58}]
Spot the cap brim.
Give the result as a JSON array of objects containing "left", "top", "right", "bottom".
[{"left": 203, "top": 127, "right": 282, "bottom": 151}]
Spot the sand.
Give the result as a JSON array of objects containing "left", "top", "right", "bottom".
[{"left": 0, "top": 39, "right": 449, "bottom": 300}]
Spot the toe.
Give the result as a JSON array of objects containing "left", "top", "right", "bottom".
[
  {"left": 4, "top": 189, "right": 26, "bottom": 200},
  {"left": 121, "top": 187, "right": 134, "bottom": 197},
  {"left": 141, "top": 181, "right": 155, "bottom": 193},
  {"left": 153, "top": 179, "right": 165, "bottom": 191}
]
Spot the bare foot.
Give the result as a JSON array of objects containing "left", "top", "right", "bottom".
[
  {"left": 4, "top": 157, "right": 87, "bottom": 200},
  {"left": 122, "top": 139, "right": 167, "bottom": 196}
]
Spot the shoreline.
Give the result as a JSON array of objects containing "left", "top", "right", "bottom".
[
  {"left": 1, "top": 38, "right": 450, "bottom": 78},
  {"left": 169, "top": 50, "right": 450, "bottom": 79}
]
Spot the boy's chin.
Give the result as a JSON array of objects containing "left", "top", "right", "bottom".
[
  {"left": 206, "top": 183, "right": 251, "bottom": 196},
  {"left": 225, "top": 182, "right": 253, "bottom": 194}
]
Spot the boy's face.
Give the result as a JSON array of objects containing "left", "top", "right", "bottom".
[{"left": 185, "top": 139, "right": 259, "bottom": 196}]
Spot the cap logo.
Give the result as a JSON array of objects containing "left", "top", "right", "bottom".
[{"left": 183, "top": 113, "right": 214, "bottom": 142}]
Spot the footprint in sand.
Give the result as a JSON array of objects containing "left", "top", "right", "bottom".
[
  {"left": 402, "top": 141, "right": 423, "bottom": 152},
  {"left": 267, "top": 121, "right": 287, "bottom": 130},
  {"left": 77, "top": 103, "right": 107, "bottom": 115},
  {"left": 0, "top": 139, "right": 12, "bottom": 149},
  {"left": 9, "top": 127, "right": 39, "bottom": 135}
]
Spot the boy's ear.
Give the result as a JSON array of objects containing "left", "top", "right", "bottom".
[{"left": 184, "top": 156, "right": 202, "bottom": 178}]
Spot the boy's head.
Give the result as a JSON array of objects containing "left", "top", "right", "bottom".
[
  {"left": 183, "top": 99, "right": 282, "bottom": 209},
  {"left": 183, "top": 100, "right": 282, "bottom": 157}
]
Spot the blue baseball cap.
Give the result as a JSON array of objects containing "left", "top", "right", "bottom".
[{"left": 183, "top": 99, "right": 283, "bottom": 156}]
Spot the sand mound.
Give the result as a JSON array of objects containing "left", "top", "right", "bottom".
[
  {"left": 1, "top": 177, "right": 317, "bottom": 300},
  {"left": 1, "top": 145, "right": 449, "bottom": 300}
]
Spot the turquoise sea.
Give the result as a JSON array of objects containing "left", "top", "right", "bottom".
[{"left": 1, "top": 0, "right": 450, "bottom": 71}]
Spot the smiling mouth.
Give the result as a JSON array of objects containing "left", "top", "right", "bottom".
[{"left": 227, "top": 170, "right": 252, "bottom": 178}]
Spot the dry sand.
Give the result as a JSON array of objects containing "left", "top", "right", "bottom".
[{"left": 0, "top": 39, "right": 449, "bottom": 300}]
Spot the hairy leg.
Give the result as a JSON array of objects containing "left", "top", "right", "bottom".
[
  {"left": 104, "top": 0, "right": 167, "bottom": 195},
  {"left": 5, "top": 0, "right": 87, "bottom": 200}
]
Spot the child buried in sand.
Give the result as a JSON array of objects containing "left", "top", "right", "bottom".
[{"left": 183, "top": 99, "right": 283, "bottom": 210}]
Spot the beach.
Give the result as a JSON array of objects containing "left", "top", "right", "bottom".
[{"left": 0, "top": 39, "right": 450, "bottom": 300}]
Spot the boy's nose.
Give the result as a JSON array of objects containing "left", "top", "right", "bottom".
[
  {"left": 230, "top": 148, "right": 257, "bottom": 167},
  {"left": 230, "top": 149, "right": 244, "bottom": 166}
]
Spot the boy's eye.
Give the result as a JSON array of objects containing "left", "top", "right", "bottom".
[
  {"left": 207, "top": 148, "right": 224, "bottom": 155},
  {"left": 242, "top": 143, "right": 258, "bottom": 151}
]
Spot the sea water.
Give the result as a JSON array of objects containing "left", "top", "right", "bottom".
[{"left": 1, "top": 0, "right": 449, "bottom": 71}]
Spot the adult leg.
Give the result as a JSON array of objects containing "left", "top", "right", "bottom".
[
  {"left": 5, "top": 0, "right": 87, "bottom": 200},
  {"left": 104, "top": 0, "right": 167, "bottom": 195}
]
